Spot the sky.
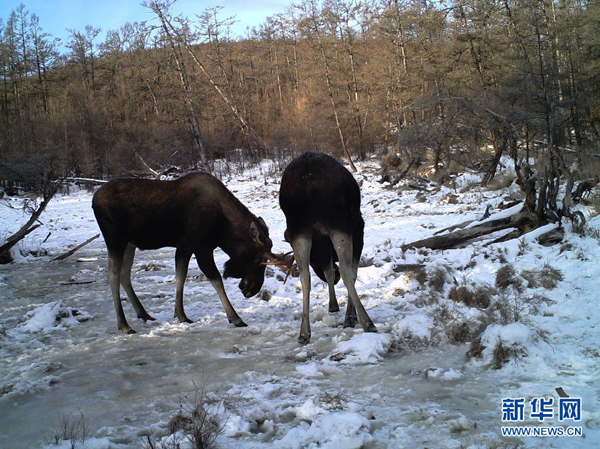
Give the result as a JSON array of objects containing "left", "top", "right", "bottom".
[{"left": 0, "top": 0, "right": 297, "bottom": 47}]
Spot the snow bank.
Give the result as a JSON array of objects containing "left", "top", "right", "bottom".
[
  {"left": 329, "top": 332, "right": 392, "bottom": 365},
  {"left": 276, "top": 411, "right": 373, "bottom": 448},
  {"left": 476, "top": 322, "right": 538, "bottom": 369},
  {"left": 392, "top": 313, "right": 434, "bottom": 341},
  {"left": 14, "top": 301, "right": 93, "bottom": 336}
]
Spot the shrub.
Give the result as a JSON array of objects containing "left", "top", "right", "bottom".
[
  {"left": 45, "top": 410, "right": 87, "bottom": 448},
  {"left": 144, "top": 383, "right": 225, "bottom": 449}
]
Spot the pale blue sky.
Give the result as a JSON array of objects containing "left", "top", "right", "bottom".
[{"left": 0, "top": 0, "right": 296, "bottom": 46}]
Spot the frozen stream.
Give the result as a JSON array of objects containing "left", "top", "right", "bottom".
[{"left": 0, "top": 247, "right": 503, "bottom": 448}]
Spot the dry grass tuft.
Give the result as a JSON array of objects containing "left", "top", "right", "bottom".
[
  {"left": 521, "top": 265, "right": 563, "bottom": 290},
  {"left": 429, "top": 267, "right": 449, "bottom": 292},
  {"left": 467, "top": 335, "right": 485, "bottom": 360},
  {"left": 449, "top": 285, "right": 471, "bottom": 304},
  {"left": 467, "top": 332, "right": 529, "bottom": 369},
  {"left": 495, "top": 265, "right": 522, "bottom": 291},
  {"left": 319, "top": 391, "right": 347, "bottom": 412},
  {"left": 491, "top": 343, "right": 528, "bottom": 370},
  {"left": 143, "top": 383, "right": 226, "bottom": 449},
  {"left": 447, "top": 320, "right": 482, "bottom": 344},
  {"left": 449, "top": 285, "right": 493, "bottom": 309}
]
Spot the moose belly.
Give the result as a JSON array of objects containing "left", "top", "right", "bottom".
[{"left": 128, "top": 222, "right": 187, "bottom": 250}]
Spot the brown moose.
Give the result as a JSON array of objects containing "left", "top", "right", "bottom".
[
  {"left": 279, "top": 152, "right": 377, "bottom": 344},
  {"left": 92, "top": 172, "right": 282, "bottom": 334}
]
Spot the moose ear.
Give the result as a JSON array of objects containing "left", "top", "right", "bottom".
[{"left": 250, "top": 221, "right": 262, "bottom": 245}]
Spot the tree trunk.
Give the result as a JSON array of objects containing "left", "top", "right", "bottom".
[
  {"left": 316, "top": 37, "right": 357, "bottom": 172},
  {"left": 149, "top": 1, "right": 208, "bottom": 168}
]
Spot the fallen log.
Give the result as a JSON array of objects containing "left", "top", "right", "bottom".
[
  {"left": 404, "top": 212, "right": 537, "bottom": 250},
  {"left": 486, "top": 229, "right": 522, "bottom": 246},
  {"left": 0, "top": 186, "right": 57, "bottom": 264},
  {"left": 434, "top": 218, "right": 476, "bottom": 236},
  {"left": 63, "top": 177, "right": 107, "bottom": 186},
  {"left": 0, "top": 224, "right": 41, "bottom": 264},
  {"left": 52, "top": 234, "right": 100, "bottom": 261},
  {"left": 433, "top": 204, "right": 494, "bottom": 236},
  {"left": 433, "top": 202, "right": 521, "bottom": 237},
  {"left": 537, "top": 227, "right": 565, "bottom": 246}
]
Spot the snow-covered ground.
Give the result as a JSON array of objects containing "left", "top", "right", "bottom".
[{"left": 1, "top": 157, "right": 599, "bottom": 448}]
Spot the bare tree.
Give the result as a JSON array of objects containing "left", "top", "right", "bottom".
[
  {"left": 145, "top": 0, "right": 208, "bottom": 168},
  {"left": 297, "top": 0, "right": 358, "bottom": 172}
]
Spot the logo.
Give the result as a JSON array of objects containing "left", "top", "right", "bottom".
[{"left": 500, "top": 393, "right": 582, "bottom": 438}]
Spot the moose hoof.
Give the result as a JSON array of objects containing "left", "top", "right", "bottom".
[
  {"left": 329, "top": 305, "right": 340, "bottom": 313},
  {"left": 364, "top": 324, "right": 377, "bottom": 333},
  {"left": 298, "top": 334, "right": 311, "bottom": 345},
  {"left": 230, "top": 318, "right": 248, "bottom": 327},
  {"left": 176, "top": 315, "right": 193, "bottom": 324},
  {"left": 343, "top": 317, "right": 357, "bottom": 328},
  {"left": 140, "top": 314, "right": 156, "bottom": 322},
  {"left": 120, "top": 326, "right": 136, "bottom": 334}
]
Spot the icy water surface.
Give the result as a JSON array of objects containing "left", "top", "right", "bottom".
[{"left": 0, "top": 244, "right": 509, "bottom": 448}]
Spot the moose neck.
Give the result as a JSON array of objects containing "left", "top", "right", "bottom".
[{"left": 218, "top": 198, "right": 257, "bottom": 259}]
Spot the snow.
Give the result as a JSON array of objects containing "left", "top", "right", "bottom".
[
  {"left": 15, "top": 301, "right": 93, "bottom": 335},
  {"left": 1, "top": 157, "right": 600, "bottom": 448},
  {"left": 276, "top": 411, "right": 373, "bottom": 448},
  {"left": 329, "top": 333, "right": 392, "bottom": 365}
]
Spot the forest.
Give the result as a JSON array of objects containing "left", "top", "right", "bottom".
[
  {"left": 1, "top": 0, "right": 599, "bottom": 223},
  {"left": 1, "top": 0, "right": 598, "bottom": 172}
]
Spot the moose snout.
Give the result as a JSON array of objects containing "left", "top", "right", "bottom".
[{"left": 239, "top": 279, "right": 259, "bottom": 298}]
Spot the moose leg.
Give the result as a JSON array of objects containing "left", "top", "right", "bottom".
[
  {"left": 345, "top": 296, "right": 357, "bottom": 327},
  {"left": 108, "top": 249, "right": 135, "bottom": 334},
  {"left": 174, "top": 248, "right": 193, "bottom": 324},
  {"left": 292, "top": 234, "right": 313, "bottom": 344},
  {"left": 331, "top": 231, "right": 376, "bottom": 333},
  {"left": 121, "top": 244, "right": 155, "bottom": 322},
  {"left": 345, "top": 253, "right": 361, "bottom": 325},
  {"left": 344, "top": 256, "right": 358, "bottom": 326},
  {"left": 195, "top": 251, "right": 247, "bottom": 327},
  {"left": 323, "top": 257, "right": 339, "bottom": 313}
]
